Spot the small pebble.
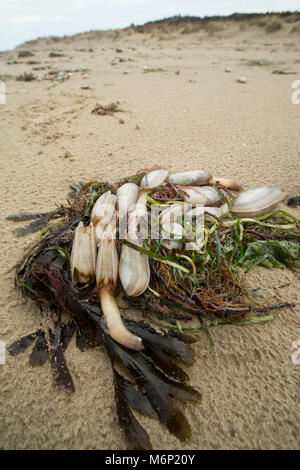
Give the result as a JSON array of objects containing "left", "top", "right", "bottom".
[
  {"left": 287, "top": 195, "right": 300, "bottom": 207},
  {"left": 119, "top": 118, "right": 125, "bottom": 124},
  {"left": 225, "top": 67, "right": 232, "bottom": 72},
  {"left": 236, "top": 77, "right": 247, "bottom": 83},
  {"left": 81, "top": 85, "right": 90, "bottom": 89},
  {"left": 175, "top": 69, "right": 180, "bottom": 75}
]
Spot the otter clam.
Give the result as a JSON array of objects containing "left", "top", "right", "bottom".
[
  {"left": 231, "top": 186, "right": 285, "bottom": 218},
  {"left": 178, "top": 186, "right": 224, "bottom": 206},
  {"left": 119, "top": 169, "right": 168, "bottom": 298},
  {"left": 168, "top": 170, "right": 211, "bottom": 186}
]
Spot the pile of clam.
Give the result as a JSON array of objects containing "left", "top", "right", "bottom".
[{"left": 70, "top": 169, "right": 285, "bottom": 351}]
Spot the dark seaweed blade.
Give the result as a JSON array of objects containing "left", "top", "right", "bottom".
[
  {"left": 9, "top": 208, "right": 64, "bottom": 237},
  {"left": 125, "top": 320, "right": 195, "bottom": 366},
  {"left": 101, "top": 333, "right": 200, "bottom": 441},
  {"left": 69, "top": 182, "right": 86, "bottom": 193},
  {"left": 60, "top": 322, "right": 77, "bottom": 352},
  {"left": 114, "top": 370, "right": 153, "bottom": 450},
  {"left": 29, "top": 256, "right": 100, "bottom": 348},
  {"left": 116, "top": 372, "right": 158, "bottom": 419},
  {"left": 8, "top": 330, "right": 42, "bottom": 356},
  {"left": 125, "top": 321, "right": 190, "bottom": 381},
  {"left": 12, "top": 217, "right": 80, "bottom": 279},
  {"left": 48, "top": 326, "right": 75, "bottom": 392},
  {"left": 29, "top": 331, "right": 49, "bottom": 366},
  {"left": 50, "top": 345, "right": 75, "bottom": 392},
  {"left": 76, "top": 326, "right": 90, "bottom": 351},
  {"left": 140, "top": 342, "right": 189, "bottom": 382},
  {"left": 6, "top": 210, "right": 58, "bottom": 222},
  {"left": 14, "top": 218, "right": 48, "bottom": 237},
  {"left": 163, "top": 329, "right": 198, "bottom": 345}
]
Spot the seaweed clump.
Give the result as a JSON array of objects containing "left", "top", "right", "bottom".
[
  {"left": 7, "top": 171, "right": 299, "bottom": 448},
  {"left": 7, "top": 175, "right": 201, "bottom": 450}
]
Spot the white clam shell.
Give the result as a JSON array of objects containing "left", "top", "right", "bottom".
[
  {"left": 119, "top": 237, "right": 150, "bottom": 297},
  {"left": 180, "top": 186, "right": 223, "bottom": 206},
  {"left": 117, "top": 183, "right": 139, "bottom": 218},
  {"left": 91, "top": 191, "right": 116, "bottom": 245},
  {"left": 96, "top": 224, "right": 119, "bottom": 290},
  {"left": 140, "top": 169, "right": 168, "bottom": 190},
  {"left": 91, "top": 191, "right": 116, "bottom": 226},
  {"left": 70, "top": 222, "right": 96, "bottom": 285},
  {"left": 231, "top": 186, "right": 285, "bottom": 218},
  {"left": 169, "top": 170, "right": 211, "bottom": 186}
]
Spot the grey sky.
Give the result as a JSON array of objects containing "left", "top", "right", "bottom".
[{"left": 0, "top": 0, "right": 299, "bottom": 51}]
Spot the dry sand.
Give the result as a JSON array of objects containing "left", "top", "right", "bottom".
[{"left": 0, "top": 24, "right": 300, "bottom": 450}]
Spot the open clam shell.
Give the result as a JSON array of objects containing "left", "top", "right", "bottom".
[
  {"left": 140, "top": 169, "right": 168, "bottom": 191},
  {"left": 231, "top": 186, "right": 285, "bottom": 218},
  {"left": 169, "top": 170, "right": 211, "bottom": 186},
  {"left": 179, "top": 186, "right": 224, "bottom": 206}
]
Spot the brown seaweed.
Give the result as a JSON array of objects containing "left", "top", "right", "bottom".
[
  {"left": 7, "top": 169, "right": 300, "bottom": 450},
  {"left": 13, "top": 218, "right": 49, "bottom": 237},
  {"left": 99, "top": 328, "right": 200, "bottom": 442},
  {"left": 9, "top": 241, "right": 200, "bottom": 447},
  {"left": 8, "top": 331, "right": 41, "bottom": 356},
  {"left": 5, "top": 174, "right": 208, "bottom": 448},
  {"left": 6, "top": 211, "right": 58, "bottom": 222},
  {"left": 49, "top": 326, "right": 75, "bottom": 392},
  {"left": 114, "top": 370, "right": 153, "bottom": 450},
  {"left": 29, "top": 331, "right": 48, "bottom": 366}
]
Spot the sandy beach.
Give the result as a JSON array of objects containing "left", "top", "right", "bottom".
[{"left": 0, "top": 19, "right": 300, "bottom": 449}]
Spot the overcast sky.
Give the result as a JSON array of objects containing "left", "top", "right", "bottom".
[{"left": 0, "top": 0, "right": 299, "bottom": 51}]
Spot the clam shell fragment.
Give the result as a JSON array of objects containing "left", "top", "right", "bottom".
[
  {"left": 209, "top": 176, "right": 242, "bottom": 191},
  {"left": 169, "top": 170, "right": 211, "bottom": 186},
  {"left": 231, "top": 186, "right": 285, "bottom": 218}
]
